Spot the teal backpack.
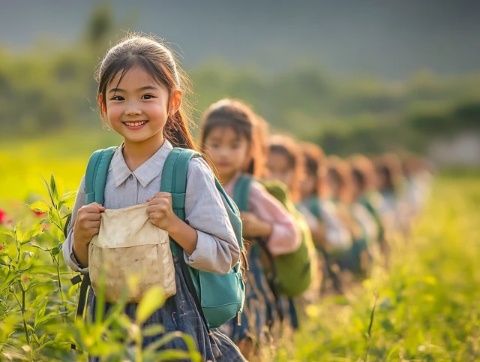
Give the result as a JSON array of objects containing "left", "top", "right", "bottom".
[
  {"left": 75, "top": 146, "right": 245, "bottom": 329},
  {"left": 233, "top": 174, "right": 314, "bottom": 297}
]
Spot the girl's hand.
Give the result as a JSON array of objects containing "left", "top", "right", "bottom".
[
  {"left": 73, "top": 203, "right": 105, "bottom": 246},
  {"left": 72, "top": 202, "right": 105, "bottom": 267},
  {"left": 241, "top": 212, "right": 273, "bottom": 239},
  {"left": 146, "top": 192, "right": 178, "bottom": 231},
  {"left": 147, "top": 192, "right": 197, "bottom": 255}
]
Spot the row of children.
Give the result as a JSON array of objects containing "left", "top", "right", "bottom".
[
  {"left": 62, "top": 35, "right": 431, "bottom": 361},
  {"left": 199, "top": 98, "right": 432, "bottom": 359}
]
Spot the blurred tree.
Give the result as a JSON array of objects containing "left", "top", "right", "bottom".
[{"left": 84, "top": 4, "right": 115, "bottom": 50}]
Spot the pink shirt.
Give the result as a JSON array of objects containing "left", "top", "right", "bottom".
[{"left": 225, "top": 173, "right": 300, "bottom": 256}]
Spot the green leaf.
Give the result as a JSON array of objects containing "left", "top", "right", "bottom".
[
  {"left": 136, "top": 286, "right": 165, "bottom": 325},
  {"left": 142, "top": 324, "right": 165, "bottom": 337},
  {"left": 50, "top": 175, "right": 59, "bottom": 201},
  {"left": 151, "top": 349, "right": 198, "bottom": 361},
  {"left": 51, "top": 245, "right": 61, "bottom": 256}
]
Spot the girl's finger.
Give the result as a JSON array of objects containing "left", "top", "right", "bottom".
[{"left": 84, "top": 221, "right": 101, "bottom": 229}]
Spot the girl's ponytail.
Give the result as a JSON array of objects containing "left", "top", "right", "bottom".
[{"left": 164, "top": 110, "right": 196, "bottom": 149}]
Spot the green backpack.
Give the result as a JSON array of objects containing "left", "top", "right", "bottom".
[
  {"left": 78, "top": 146, "right": 245, "bottom": 329},
  {"left": 233, "top": 175, "right": 315, "bottom": 297}
]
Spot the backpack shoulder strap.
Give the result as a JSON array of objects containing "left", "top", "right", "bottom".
[
  {"left": 85, "top": 146, "right": 117, "bottom": 204},
  {"left": 160, "top": 147, "right": 200, "bottom": 219},
  {"left": 232, "top": 174, "right": 252, "bottom": 212},
  {"left": 160, "top": 147, "right": 200, "bottom": 255},
  {"left": 306, "top": 196, "right": 322, "bottom": 220}
]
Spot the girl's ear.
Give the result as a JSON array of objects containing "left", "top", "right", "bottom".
[
  {"left": 168, "top": 89, "right": 182, "bottom": 116},
  {"left": 97, "top": 94, "right": 107, "bottom": 117}
]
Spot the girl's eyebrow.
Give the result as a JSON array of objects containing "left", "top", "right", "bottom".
[{"left": 108, "top": 85, "right": 158, "bottom": 94}]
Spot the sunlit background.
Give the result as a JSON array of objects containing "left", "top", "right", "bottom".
[
  {"left": 1, "top": 3, "right": 480, "bottom": 361},
  {"left": 1, "top": 0, "right": 479, "bottom": 201}
]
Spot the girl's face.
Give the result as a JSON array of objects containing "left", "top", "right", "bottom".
[
  {"left": 265, "top": 151, "right": 294, "bottom": 190},
  {"left": 326, "top": 171, "right": 341, "bottom": 199},
  {"left": 203, "top": 126, "right": 250, "bottom": 183},
  {"left": 101, "top": 65, "right": 179, "bottom": 149},
  {"left": 300, "top": 172, "right": 316, "bottom": 199}
]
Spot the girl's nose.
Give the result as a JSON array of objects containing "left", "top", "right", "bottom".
[
  {"left": 126, "top": 109, "right": 141, "bottom": 116},
  {"left": 125, "top": 102, "right": 142, "bottom": 115}
]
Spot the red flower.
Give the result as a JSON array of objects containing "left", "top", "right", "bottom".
[
  {"left": 0, "top": 209, "right": 7, "bottom": 225},
  {"left": 32, "top": 209, "right": 46, "bottom": 218}
]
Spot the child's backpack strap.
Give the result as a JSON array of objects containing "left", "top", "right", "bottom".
[
  {"left": 232, "top": 174, "right": 252, "bottom": 212},
  {"left": 305, "top": 196, "right": 322, "bottom": 220},
  {"left": 161, "top": 147, "right": 245, "bottom": 328},
  {"left": 84, "top": 146, "right": 117, "bottom": 204}
]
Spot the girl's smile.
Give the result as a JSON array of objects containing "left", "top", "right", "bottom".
[{"left": 122, "top": 120, "right": 149, "bottom": 130}]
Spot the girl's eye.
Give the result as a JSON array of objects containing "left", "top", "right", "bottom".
[
  {"left": 142, "top": 94, "right": 156, "bottom": 100},
  {"left": 110, "top": 95, "right": 124, "bottom": 101}
]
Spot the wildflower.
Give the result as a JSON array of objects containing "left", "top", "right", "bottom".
[
  {"left": 0, "top": 209, "right": 7, "bottom": 225},
  {"left": 32, "top": 209, "right": 47, "bottom": 218}
]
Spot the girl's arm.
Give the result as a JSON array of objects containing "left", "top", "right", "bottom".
[
  {"left": 297, "top": 205, "right": 327, "bottom": 247},
  {"left": 181, "top": 158, "right": 240, "bottom": 274},
  {"left": 62, "top": 177, "right": 89, "bottom": 272},
  {"left": 249, "top": 181, "right": 301, "bottom": 256}
]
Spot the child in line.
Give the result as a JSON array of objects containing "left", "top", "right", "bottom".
[
  {"left": 350, "top": 154, "right": 388, "bottom": 262},
  {"left": 326, "top": 156, "right": 370, "bottom": 276},
  {"left": 298, "top": 142, "right": 350, "bottom": 293},
  {"left": 62, "top": 35, "right": 245, "bottom": 361},
  {"left": 200, "top": 99, "right": 300, "bottom": 359},
  {"left": 374, "top": 154, "right": 410, "bottom": 239},
  {"left": 265, "top": 135, "right": 321, "bottom": 300}
]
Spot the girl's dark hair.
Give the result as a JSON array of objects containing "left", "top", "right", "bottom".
[
  {"left": 96, "top": 34, "right": 196, "bottom": 149},
  {"left": 268, "top": 134, "right": 305, "bottom": 202},
  {"left": 200, "top": 98, "right": 266, "bottom": 177},
  {"left": 301, "top": 142, "right": 326, "bottom": 197}
]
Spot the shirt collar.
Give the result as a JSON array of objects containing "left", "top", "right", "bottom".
[{"left": 110, "top": 140, "right": 173, "bottom": 188}]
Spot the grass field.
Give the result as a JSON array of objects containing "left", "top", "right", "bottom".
[
  {"left": 1, "top": 135, "right": 479, "bottom": 361},
  {"left": 0, "top": 130, "right": 121, "bottom": 211},
  {"left": 276, "top": 172, "right": 480, "bottom": 361}
]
